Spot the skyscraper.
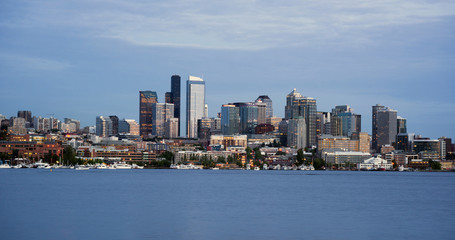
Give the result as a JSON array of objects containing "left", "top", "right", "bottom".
[
  {"left": 330, "top": 105, "right": 361, "bottom": 137},
  {"left": 17, "top": 110, "right": 32, "bottom": 128},
  {"left": 96, "top": 116, "right": 113, "bottom": 137},
  {"left": 397, "top": 116, "right": 407, "bottom": 134},
  {"left": 376, "top": 107, "right": 398, "bottom": 152},
  {"left": 109, "top": 115, "right": 119, "bottom": 135},
  {"left": 221, "top": 104, "right": 240, "bottom": 135},
  {"left": 287, "top": 118, "right": 306, "bottom": 149},
  {"left": 372, "top": 104, "right": 385, "bottom": 152},
  {"left": 139, "top": 91, "right": 158, "bottom": 138},
  {"left": 152, "top": 103, "right": 174, "bottom": 137},
  {"left": 171, "top": 75, "right": 181, "bottom": 136},
  {"left": 186, "top": 76, "right": 205, "bottom": 138},
  {"left": 285, "top": 89, "right": 317, "bottom": 148},
  {"left": 255, "top": 95, "right": 273, "bottom": 118}
]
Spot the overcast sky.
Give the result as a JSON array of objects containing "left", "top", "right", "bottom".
[{"left": 0, "top": 0, "right": 454, "bottom": 139}]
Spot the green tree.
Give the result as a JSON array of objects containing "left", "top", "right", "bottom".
[
  {"left": 313, "top": 158, "right": 326, "bottom": 170},
  {"left": 254, "top": 147, "right": 263, "bottom": 161},
  {"left": 246, "top": 147, "right": 253, "bottom": 161},
  {"left": 62, "top": 145, "right": 78, "bottom": 165},
  {"left": 296, "top": 148, "right": 304, "bottom": 166},
  {"left": 216, "top": 156, "right": 226, "bottom": 163},
  {"left": 0, "top": 125, "right": 9, "bottom": 141},
  {"left": 159, "top": 151, "right": 174, "bottom": 161},
  {"left": 429, "top": 160, "right": 441, "bottom": 170}
]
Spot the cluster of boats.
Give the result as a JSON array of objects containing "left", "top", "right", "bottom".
[
  {"left": 260, "top": 164, "right": 315, "bottom": 171},
  {"left": 170, "top": 164, "right": 203, "bottom": 170},
  {"left": 0, "top": 162, "right": 144, "bottom": 170}
]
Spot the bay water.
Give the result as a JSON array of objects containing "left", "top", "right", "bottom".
[{"left": 1, "top": 169, "right": 454, "bottom": 240}]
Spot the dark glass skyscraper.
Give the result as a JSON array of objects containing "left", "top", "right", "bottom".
[
  {"left": 372, "top": 104, "right": 385, "bottom": 152},
  {"left": 139, "top": 91, "right": 158, "bottom": 138},
  {"left": 171, "top": 75, "right": 181, "bottom": 136}
]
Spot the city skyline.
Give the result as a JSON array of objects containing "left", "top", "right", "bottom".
[{"left": 1, "top": 1, "right": 454, "bottom": 139}]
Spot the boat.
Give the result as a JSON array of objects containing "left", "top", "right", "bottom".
[
  {"left": 74, "top": 165, "right": 89, "bottom": 170},
  {"left": 132, "top": 164, "right": 144, "bottom": 169},
  {"left": 211, "top": 167, "right": 220, "bottom": 170},
  {"left": 12, "top": 164, "right": 23, "bottom": 169},
  {"left": 96, "top": 164, "right": 108, "bottom": 169},
  {"left": 113, "top": 162, "right": 132, "bottom": 169},
  {"left": 0, "top": 163, "right": 11, "bottom": 169},
  {"left": 398, "top": 165, "right": 404, "bottom": 172},
  {"left": 254, "top": 166, "right": 260, "bottom": 171}
]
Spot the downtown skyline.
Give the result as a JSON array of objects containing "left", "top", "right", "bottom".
[{"left": 1, "top": 0, "right": 454, "bottom": 139}]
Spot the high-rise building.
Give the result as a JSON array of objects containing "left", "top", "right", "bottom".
[
  {"left": 221, "top": 104, "right": 240, "bottom": 135},
  {"left": 316, "top": 112, "right": 331, "bottom": 136},
  {"left": 397, "top": 116, "right": 407, "bottom": 134},
  {"left": 287, "top": 118, "right": 306, "bottom": 149},
  {"left": 236, "top": 102, "right": 259, "bottom": 134},
  {"left": 186, "top": 76, "right": 205, "bottom": 138},
  {"left": 285, "top": 89, "right": 317, "bottom": 148},
  {"left": 139, "top": 91, "right": 158, "bottom": 138},
  {"left": 375, "top": 107, "right": 398, "bottom": 152},
  {"left": 255, "top": 95, "right": 273, "bottom": 118},
  {"left": 330, "top": 105, "right": 361, "bottom": 137},
  {"left": 396, "top": 133, "right": 415, "bottom": 153},
  {"left": 372, "top": 104, "right": 385, "bottom": 152},
  {"left": 17, "top": 111, "right": 32, "bottom": 128},
  {"left": 96, "top": 116, "right": 113, "bottom": 137},
  {"left": 109, "top": 115, "right": 119, "bottom": 135},
  {"left": 152, "top": 103, "right": 174, "bottom": 137},
  {"left": 165, "top": 118, "right": 179, "bottom": 139},
  {"left": 119, "top": 119, "right": 139, "bottom": 135},
  {"left": 171, "top": 75, "right": 181, "bottom": 136},
  {"left": 64, "top": 118, "right": 81, "bottom": 132}
]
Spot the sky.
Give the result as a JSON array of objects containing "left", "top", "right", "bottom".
[{"left": 0, "top": 0, "right": 454, "bottom": 139}]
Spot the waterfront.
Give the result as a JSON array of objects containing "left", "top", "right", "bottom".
[{"left": 0, "top": 169, "right": 454, "bottom": 240}]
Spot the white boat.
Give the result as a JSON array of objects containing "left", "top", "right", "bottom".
[
  {"left": 254, "top": 166, "right": 260, "bottom": 171},
  {"left": 96, "top": 164, "right": 108, "bottom": 169},
  {"left": 114, "top": 162, "right": 132, "bottom": 169},
  {"left": 75, "top": 165, "right": 89, "bottom": 170},
  {"left": 132, "top": 164, "right": 144, "bottom": 169},
  {"left": 0, "top": 164, "right": 11, "bottom": 169},
  {"left": 263, "top": 164, "right": 268, "bottom": 170},
  {"left": 211, "top": 167, "right": 220, "bottom": 170},
  {"left": 12, "top": 164, "right": 23, "bottom": 169}
]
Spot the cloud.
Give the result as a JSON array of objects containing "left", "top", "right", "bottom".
[
  {"left": 6, "top": 0, "right": 455, "bottom": 50},
  {"left": 0, "top": 53, "right": 73, "bottom": 71}
]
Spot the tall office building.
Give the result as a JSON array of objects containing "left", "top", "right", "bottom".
[
  {"left": 375, "top": 107, "right": 398, "bottom": 152},
  {"left": 171, "top": 75, "right": 181, "bottom": 136},
  {"left": 221, "top": 104, "right": 240, "bottom": 135},
  {"left": 330, "top": 105, "right": 361, "bottom": 137},
  {"left": 372, "top": 104, "right": 386, "bottom": 152},
  {"left": 139, "top": 91, "right": 158, "bottom": 138},
  {"left": 316, "top": 112, "right": 331, "bottom": 136},
  {"left": 17, "top": 111, "right": 32, "bottom": 128},
  {"left": 96, "top": 116, "right": 113, "bottom": 137},
  {"left": 109, "top": 115, "right": 119, "bottom": 135},
  {"left": 397, "top": 116, "right": 407, "bottom": 134},
  {"left": 186, "top": 76, "right": 205, "bottom": 138},
  {"left": 64, "top": 118, "right": 81, "bottom": 132},
  {"left": 285, "top": 89, "right": 317, "bottom": 148},
  {"left": 119, "top": 119, "right": 139, "bottom": 135},
  {"left": 255, "top": 95, "right": 273, "bottom": 118},
  {"left": 287, "top": 118, "right": 306, "bottom": 149},
  {"left": 165, "top": 118, "right": 179, "bottom": 139},
  {"left": 236, "top": 102, "right": 259, "bottom": 134},
  {"left": 152, "top": 103, "right": 174, "bottom": 137}
]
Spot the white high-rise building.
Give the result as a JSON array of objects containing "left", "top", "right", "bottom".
[{"left": 186, "top": 76, "right": 205, "bottom": 138}]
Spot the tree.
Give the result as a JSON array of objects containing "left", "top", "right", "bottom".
[
  {"left": 159, "top": 151, "right": 174, "bottom": 161},
  {"left": 313, "top": 158, "right": 326, "bottom": 170},
  {"left": 0, "top": 125, "right": 9, "bottom": 141},
  {"left": 62, "top": 145, "right": 78, "bottom": 165},
  {"left": 429, "top": 160, "right": 441, "bottom": 170},
  {"left": 254, "top": 147, "right": 263, "bottom": 161},
  {"left": 246, "top": 147, "right": 253, "bottom": 161},
  {"left": 296, "top": 148, "right": 304, "bottom": 166},
  {"left": 216, "top": 156, "right": 226, "bottom": 163}
]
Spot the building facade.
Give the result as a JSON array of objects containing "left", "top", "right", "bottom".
[
  {"left": 139, "top": 91, "right": 158, "bottom": 138},
  {"left": 186, "top": 76, "right": 205, "bottom": 138}
]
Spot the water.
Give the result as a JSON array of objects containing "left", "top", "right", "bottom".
[{"left": 0, "top": 169, "right": 454, "bottom": 240}]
